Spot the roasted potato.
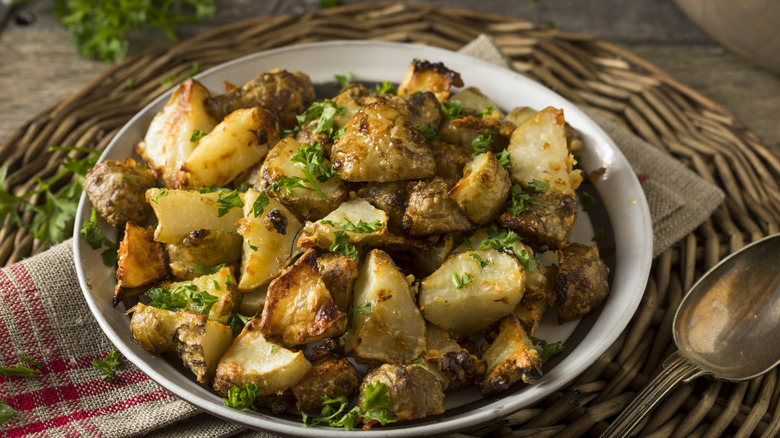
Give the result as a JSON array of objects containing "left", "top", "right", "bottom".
[
  {"left": 357, "top": 181, "right": 409, "bottom": 235},
  {"left": 213, "top": 318, "right": 312, "bottom": 397},
  {"left": 402, "top": 177, "right": 474, "bottom": 236},
  {"left": 419, "top": 249, "right": 525, "bottom": 338},
  {"left": 236, "top": 189, "right": 303, "bottom": 292},
  {"left": 480, "top": 314, "right": 543, "bottom": 395},
  {"left": 136, "top": 79, "right": 218, "bottom": 188},
  {"left": 185, "top": 266, "right": 240, "bottom": 324},
  {"left": 331, "top": 100, "right": 435, "bottom": 182},
  {"left": 397, "top": 59, "right": 464, "bottom": 103},
  {"left": 515, "top": 262, "right": 558, "bottom": 335},
  {"left": 343, "top": 249, "right": 426, "bottom": 364},
  {"left": 205, "top": 68, "right": 315, "bottom": 130},
  {"left": 359, "top": 363, "right": 445, "bottom": 422},
  {"left": 84, "top": 158, "right": 156, "bottom": 229},
  {"left": 258, "top": 249, "right": 347, "bottom": 346},
  {"left": 498, "top": 188, "right": 578, "bottom": 251},
  {"left": 419, "top": 324, "right": 486, "bottom": 392},
  {"left": 449, "top": 86, "right": 502, "bottom": 118},
  {"left": 448, "top": 152, "right": 512, "bottom": 225},
  {"left": 114, "top": 221, "right": 168, "bottom": 304},
  {"left": 317, "top": 252, "right": 359, "bottom": 313},
  {"left": 128, "top": 303, "right": 233, "bottom": 384},
  {"left": 298, "top": 197, "right": 388, "bottom": 250},
  {"left": 181, "top": 107, "right": 279, "bottom": 189},
  {"left": 506, "top": 106, "right": 582, "bottom": 195},
  {"left": 146, "top": 188, "right": 244, "bottom": 244},
  {"left": 257, "top": 137, "right": 347, "bottom": 220},
  {"left": 165, "top": 229, "right": 243, "bottom": 281},
  {"left": 292, "top": 349, "right": 360, "bottom": 413},
  {"left": 556, "top": 243, "right": 610, "bottom": 322},
  {"left": 238, "top": 284, "right": 268, "bottom": 317}
]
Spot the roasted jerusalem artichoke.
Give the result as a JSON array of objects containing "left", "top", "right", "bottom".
[{"left": 89, "top": 58, "right": 615, "bottom": 430}]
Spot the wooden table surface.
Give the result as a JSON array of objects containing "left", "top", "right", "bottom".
[{"left": 1, "top": 0, "right": 778, "bottom": 159}]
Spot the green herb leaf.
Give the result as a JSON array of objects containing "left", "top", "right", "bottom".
[
  {"left": 190, "top": 129, "right": 207, "bottom": 143},
  {"left": 480, "top": 224, "right": 537, "bottom": 271},
  {"left": 287, "top": 142, "right": 336, "bottom": 199},
  {"left": 320, "top": 218, "right": 382, "bottom": 233},
  {"left": 0, "top": 365, "right": 40, "bottom": 378},
  {"left": 146, "top": 283, "right": 218, "bottom": 315},
  {"left": 216, "top": 190, "right": 243, "bottom": 217},
  {"left": 477, "top": 106, "right": 494, "bottom": 117},
  {"left": 372, "top": 81, "right": 397, "bottom": 95},
  {"left": 442, "top": 100, "right": 467, "bottom": 119},
  {"left": 470, "top": 132, "right": 492, "bottom": 155},
  {"left": 451, "top": 272, "right": 472, "bottom": 289},
  {"left": 80, "top": 208, "right": 104, "bottom": 249},
  {"left": 224, "top": 382, "right": 260, "bottom": 410},
  {"left": 227, "top": 313, "right": 252, "bottom": 337},
  {"left": 0, "top": 401, "right": 17, "bottom": 425},
  {"left": 580, "top": 191, "right": 597, "bottom": 212},
  {"left": 416, "top": 123, "right": 441, "bottom": 140},
  {"left": 294, "top": 100, "right": 345, "bottom": 138},
  {"left": 496, "top": 149, "right": 512, "bottom": 173},
  {"left": 92, "top": 349, "right": 122, "bottom": 381},
  {"left": 531, "top": 337, "right": 566, "bottom": 361},
  {"left": 151, "top": 188, "right": 168, "bottom": 204},
  {"left": 330, "top": 231, "right": 357, "bottom": 260},
  {"left": 359, "top": 381, "right": 396, "bottom": 426},
  {"left": 470, "top": 252, "right": 489, "bottom": 268},
  {"left": 592, "top": 228, "right": 605, "bottom": 241},
  {"left": 249, "top": 191, "right": 270, "bottom": 218},
  {"left": 334, "top": 71, "right": 353, "bottom": 88},
  {"left": 508, "top": 184, "right": 547, "bottom": 216},
  {"left": 19, "top": 356, "right": 43, "bottom": 369},
  {"left": 194, "top": 263, "right": 227, "bottom": 276},
  {"left": 348, "top": 302, "right": 371, "bottom": 321},
  {"left": 529, "top": 179, "right": 550, "bottom": 193},
  {"left": 53, "top": 0, "right": 216, "bottom": 63}
]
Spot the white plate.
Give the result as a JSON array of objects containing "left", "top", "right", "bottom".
[{"left": 74, "top": 40, "right": 653, "bottom": 437}]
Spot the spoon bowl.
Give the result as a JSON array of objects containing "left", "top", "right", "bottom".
[{"left": 602, "top": 233, "right": 780, "bottom": 437}]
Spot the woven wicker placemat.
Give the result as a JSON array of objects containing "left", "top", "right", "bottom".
[{"left": 2, "top": 3, "right": 779, "bottom": 436}]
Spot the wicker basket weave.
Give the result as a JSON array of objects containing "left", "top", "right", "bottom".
[{"left": 2, "top": 3, "right": 779, "bottom": 436}]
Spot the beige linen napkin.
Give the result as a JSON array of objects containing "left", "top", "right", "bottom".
[{"left": 0, "top": 36, "right": 725, "bottom": 438}]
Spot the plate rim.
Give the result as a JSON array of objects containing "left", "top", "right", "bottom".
[{"left": 74, "top": 39, "right": 653, "bottom": 436}]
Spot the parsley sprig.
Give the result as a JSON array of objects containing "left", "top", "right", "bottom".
[
  {"left": 442, "top": 100, "right": 467, "bottom": 119},
  {"left": 0, "top": 147, "right": 98, "bottom": 246},
  {"left": 290, "top": 100, "right": 346, "bottom": 138},
  {"left": 302, "top": 381, "right": 396, "bottom": 430},
  {"left": 508, "top": 185, "right": 547, "bottom": 216},
  {"left": 53, "top": 0, "right": 216, "bottom": 63},
  {"left": 416, "top": 123, "right": 441, "bottom": 140},
  {"left": 216, "top": 190, "right": 243, "bottom": 217},
  {"left": 470, "top": 132, "right": 493, "bottom": 155},
  {"left": 0, "top": 355, "right": 43, "bottom": 378},
  {"left": 451, "top": 272, "right": 473, "bottom": 289},
  {"left": 92, "top": 349, "right": 122, "bottom": 381},
  {"left": 270, "top": 142, "right": 335, "bottom": 200}
]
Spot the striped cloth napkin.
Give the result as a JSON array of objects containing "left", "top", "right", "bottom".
[{"left": 0, "top": 35, "right": 724, "bottom": 437}]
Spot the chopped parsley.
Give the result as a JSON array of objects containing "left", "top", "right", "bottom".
[
  {"left": 79, "top": 208, "right": 117, "bottom": 267},
  {"left": 416, "top": 123, "right": 441, "bottom": 140},
  {"left": 216, "top": 190, "right": 243, "bottom": 217},
  {"left": 302, "top": 381, "right": 395, "bottom": 430},
  {"left": 348, "top": 302, "right": 371, "bottom": 322},
  {"left": 330, "top": 231, "right": 358, "bottom": 260},
  {"left": 320, "top": 218, "right": 382, "bottom": 233},
  {"left": 470, "top": 132, "right": 492, "bottom": 155},
  {"left": 193, "top": 263, "right": 227, "bottom": 276},
  {"left": 294, "top": 100, "right": 346, "bottom": 138},
  {"left": 190, "top": 129, "right": 207, "bottom": 143},
  {"left": 592, "top": 228, "right": 605, "bottom": 241},
  {"left": 477, "top": 106, "right": 494, "bottom": 117},
  {"left": 146, "top": 283, "right": 219, "bottom": 315},
  {"left": 227, "top": 313, "right": 253, "bottom": 337},
  {"left": 249, "top": 191, "right": 270, "bottom": 218},
  {"left": 92, "top": 349, "right": 122, "bottom": 381},
  {"left": 480, "top": 224, "right": 537, "bottom": 271},
  {"left": 580, "top": 191, "right": 597, "bottom": 212},
  {"left": 531, "top": 337, "right": 566, "bottom": 361},
  {"left": 151, "top": 188, "right": 168, "bottom": 204},
  {"left": 452, "top": 272, "right": 473, "bottom": 289},
  {"left": 224, "top": 382, "right": 260, "bottom": 410},
  {"left": 528, "top": 179, "right": 550, "bottom": 192},
  {"left": 334, "top": 71, "right": 353, "bottom": 88},
  {"left": 508, "top": 185, "right": 546, "bottom": 216},
  {"left": 270, "top": 142, "right": 336, "bottom": 200},
  {"left": 442, "top": 100, "right": 467, "bottom": 119},
  {"left": 372, "top": 81, "right": 397, "bottom": 95},
  {"left": 496, "top": 149, "right": 511, "bottom": 172},
  {"left": 470, "top": 252, "right": 489, "bottom": 268}
]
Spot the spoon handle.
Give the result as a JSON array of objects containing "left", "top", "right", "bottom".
[{"left": 600, "top": 352, "right": 702, "bottom": 438}]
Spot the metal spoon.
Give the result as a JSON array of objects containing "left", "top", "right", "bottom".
[{"left": 602, "top": 233, "right": 780, "bottom": 438}]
